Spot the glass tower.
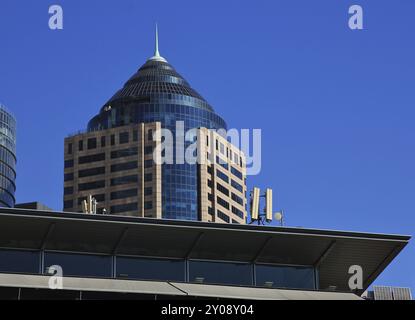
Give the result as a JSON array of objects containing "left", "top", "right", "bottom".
[
  {"left": 86, "top": 29, "right": 227, "bottom": 221},
  {"left": 0, "top": 104, "right": 16, "bottom": 208}
]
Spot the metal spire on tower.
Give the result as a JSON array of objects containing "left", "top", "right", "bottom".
[{"left": 149, "top": 24, "right": 167, "bottom": 62}]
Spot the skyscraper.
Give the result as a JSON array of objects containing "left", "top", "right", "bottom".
[
  {"left": 64, "top": 28, "right": 247, "bottom": 223},
  {"left": 0, "top": 104, "right": 16, "bottom": 208}
]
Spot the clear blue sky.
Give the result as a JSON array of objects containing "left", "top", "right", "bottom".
[{"left": 0, "top": 0, "right": 413, "bottom": 291}]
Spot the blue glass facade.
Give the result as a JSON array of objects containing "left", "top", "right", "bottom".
[
  {"left": 0, "top": 105, "right": 16, "bottom": 208},
  {"left": 87, "top": 59, "right": 227, "bottom": 220}
]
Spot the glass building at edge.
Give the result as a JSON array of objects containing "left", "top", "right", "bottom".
[
  {"left": 0, "top": 104, "right": 16, "bottom": 208},
  {"left": 64, "top": 29, "right": 249, "bottom": 222}
]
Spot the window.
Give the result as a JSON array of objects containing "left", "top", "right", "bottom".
[
  {"left": 78, "top": 180, "right": 105, "bottom": 191},
  {"left": 144, "top": 201, "right": 153, "bottom": 210},
  {"left": 255, "top": 265, "right": 316, "bottom": 290},
  {"left": 78, "top": 167, "right": 105, "bottom": 178},
  {"left": 147, "top": 129, "right": 153, "bottom": 141},
  {"left": 101, "top": 136, "right": 106, "bottom": 147},
  {"left": 119, "top": 132, "right": 129, "bottom": 144},
  {"left": 111, "top": 147, "right": 138, "bottom": 159},
  {"left": 216, "top": 183, "right": 229, "bottom": 196},
  {"left": 64, "top": 173, "right": 74, "bottom": 182},
  {"left": 110, "top": 202, "right": 138, "bottom": 214},
  {"left": 208, "top": 193, "right": 213, "bottom": 202},
  {"left": 64, "top": 200, "right": 73, "bottom": 209},
  {"left": 189, "top": 261, "right": 252, "bottom": 286},
  {"left": 78, "top": 140, "right": 83, "bottom": 151},
  {"left": 87, "top": 138, "right": 97, "bottom": 150},
  {"left": 116, "top": 257, "right": 185, "bottom": 282},
  {"left": 232, "top": 206, "right": 244, "bottom": 219},
  {"left": 217, "top": 210, "right": 230, "bottom": 223},
  {"left": 78, "top": 153, "right": 105, "bottom": 164},
  {"left": 111, "top": 135, "right": 115, "bottom": 146},
  {"left": 111, "top": 161, "right": 138, "bottom": 173},
  {"left": 111, "top": 189, "right": 137, "bottom": 200},
  {"left": 216, "top": 170, "right": 229, "bottom": 183},
  {"left": 207, "top": 180, "right": 212, "bottom": 188},
  {"left": 64, "top": 187, "right": 73, "bottom": 195},
  {"left": 68, "top": 143, "right": 73, "bottom": 155},
  {"left": 110, "top": 175, "right": 138, "bottom": 186},
  {"left": 231, "top": 167, "right": 243, "bottom": 180},
  {"left": 133, "top": 130, "right": 138, "bottom": 142},
  {"left": 216, "top": 156, "right": 228, "bottom": 170},
  {"left": 0, "top": 249, "right": 40, "bottom": 274},
  {"left": 144, "top": 187, "right": 152, "bottom": 196},
  {"left": 207, "top": 166, "right": 213, "bottom": 175},
  {"left": 231, "top": 193, "right": 244, "bottom": 206},
  {"left": 231, "top": 179, "right": 243, "bottom": 193},
  {"left": 144, "top": 146, "right": 153, "bottom": 155},
  {"left": 64, "top": 159, "right": 74, "bottom": 169},
  {"left": 217, "top": 196, "right": 230, "bottom": 210},
  {"left": 144, "top": 160, "right": 153, "bottom": 168},
  {"left": 144, "top": 173, "right": 153, "bottom": 182},
  {"left": 44, "top": 252, "right": 111, "bottom": 278}
]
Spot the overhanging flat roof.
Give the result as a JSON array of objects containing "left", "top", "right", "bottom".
[
  {"left": 0, "top": 274, "right": 362, "bottom": 300},
  {"left": 0, "top": 208, "right": 410, "bottom": 295}
]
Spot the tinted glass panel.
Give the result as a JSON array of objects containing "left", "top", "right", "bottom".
[
  {"left": 119, "top": 132, "right": 129, "bottom": 144},
  {"left": 87, "top": 138, "right": 97, "bottom": 150},
  {"left": 78, "top": 153, "right": 105, "bottom": 164},
  {"left": 217, "top": 210, "right": 230, "bottom": 223},
  {"left": 117, "top": 257, "right": 185, "bottom": 282},
  {"left": 78, "top": 180, "right": 105, "bottom": 191},
  {"left": 216, "top": 170, "right": 229, "bottom": 183},
  {"left": 189, "top": 261, "right": 252, "bottom": 286},
  {"left": 111, "top": 147, "right": 138, "bottom": 159},
  {"left": 110, "top": 175, "right": 138, "bottom": 186},
  {"left": 231, "top": 179, "right": 243, "bottom": 193},
  {"left": 111, "top": 202, "right": 138, "bottom": 214},
  {"left": 231, "top": 167, "right": 243, "bottom": 180},
  {"left": 44, "top": 252, "right": 112, "bottom": 278},
  {"left": 111, "top": 161, "right": 138, "bottom": 173},
  {"left": 255, "top": 265, "right": 315, "bottom": 290},
  {"left": 111, "top": 189, "right": 137, "bottom": 200},
  {"left": 64, "top": 173, "right": 74, "bottom": 182},
  {"left": 0, "top": 249, "right": 40, "bottom": 274},
  {"left": 64, "top": 159, "right": 74, "bottom": 168},
  {"left": 78, "top": 167, "right": 105, "bottom": 178}
]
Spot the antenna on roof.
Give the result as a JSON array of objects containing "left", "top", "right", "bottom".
[{"left": 149, "top": 23, "right": 167, "bottom": 63}]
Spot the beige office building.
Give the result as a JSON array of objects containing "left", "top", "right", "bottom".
[{"left": 64, "top": 123, "right": 247, "bottom": 224}]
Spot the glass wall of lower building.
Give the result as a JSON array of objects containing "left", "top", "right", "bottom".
[
  {"left": 0, "top": 248, "right": 317, "bottom": 290},
  {"left": 0, "top": 105, "right": 16, "bottom": 208}
]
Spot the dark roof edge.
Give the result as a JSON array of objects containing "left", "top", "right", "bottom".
[{"left": 0, "top": 207, "right": 411, "bottom": 242}]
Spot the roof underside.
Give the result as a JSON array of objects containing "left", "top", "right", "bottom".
[{"left": 0, "top": 208, "right": 410, "bottom": 295}]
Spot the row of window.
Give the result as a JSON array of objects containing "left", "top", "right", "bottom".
[
  {"left": 211, "top": 138, "right": 243, "bottom": 167},
  {"left": 0, "top": 249, "right": 316, "bottom": 290},
  {"left": 67, "top": 149, "right": 141, "bottom": 165},
  {"left": 68, "top": 129, "right": 157, "bottom": 155}
]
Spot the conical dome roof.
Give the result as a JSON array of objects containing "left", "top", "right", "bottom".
[
  {"left": 87, "top": 26, "right": 225, "bottom": 132},
  {"left": 104, "top": 58, "right": 212, "bottom": 111}
]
